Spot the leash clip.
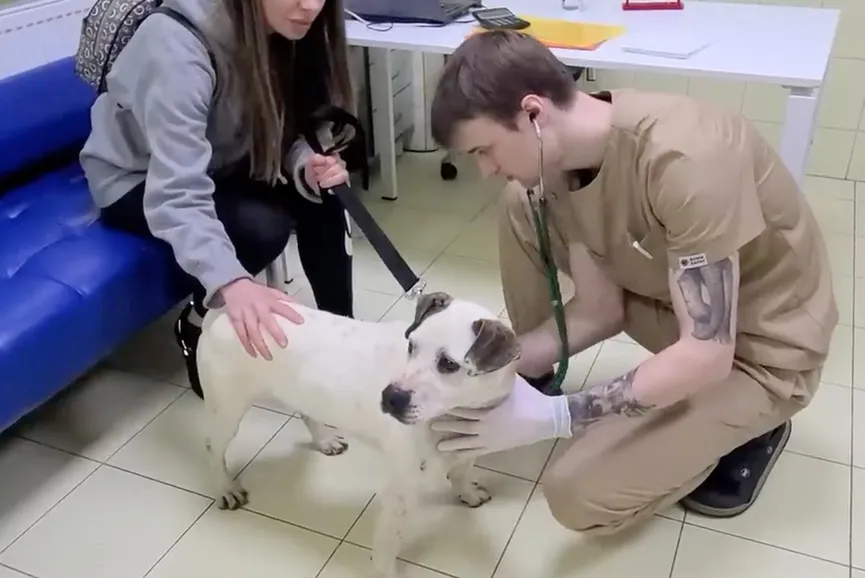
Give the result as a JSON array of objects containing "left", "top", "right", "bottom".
[{"left": 406, "top": 279, "right": 428, "bottom": 300}]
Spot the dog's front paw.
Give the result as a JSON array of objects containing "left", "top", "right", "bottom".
[
  {"left": 217, "top": 483, "right": 249, "bottom": 510},
  {"left": 458, "top": 481, "right": 491, "bottom": 508},
  {"left": 315, "top": 434, "right": 349, "bottom": 456}
]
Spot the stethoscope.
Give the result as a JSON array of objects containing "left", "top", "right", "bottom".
[
  {"left": 526, "top": 112, "right": 654, "bottom": 394},
  {"left": 526, "top": 114, "right": 570, "bottom": 395}
]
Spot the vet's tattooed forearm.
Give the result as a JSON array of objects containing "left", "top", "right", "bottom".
[
  {"left": 565, "top": 367, "right": 656, "bottom": 432},
  {"left": 675, "top": 258, "right": 734, "bottom": 344}
]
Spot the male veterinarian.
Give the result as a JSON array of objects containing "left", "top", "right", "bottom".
[{"left": 428, "top": 29, "right": 838, "bottom": 535}]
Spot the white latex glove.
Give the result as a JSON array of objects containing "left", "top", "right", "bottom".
[{"left": 430, "top": 375, "right": 573, "bottom": 458}]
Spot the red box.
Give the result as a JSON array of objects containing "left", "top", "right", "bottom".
[{"left": 622, "top": 0, "right": 684, "bottom": 10}]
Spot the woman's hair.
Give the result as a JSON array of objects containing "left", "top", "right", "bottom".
[{"left": 223, "top": 0, "right": 353, "bottom": 184}]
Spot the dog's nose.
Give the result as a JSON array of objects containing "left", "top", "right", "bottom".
[{"left": 381, "top": 383, "right": 412, "bottom": 417}]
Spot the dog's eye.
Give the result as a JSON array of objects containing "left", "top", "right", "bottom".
[
  {"left": 407, "top": 340, "right": 415, "bottom": 356},
  {"left": 436, "top": 355, "right": 461, "bottom": 374}
]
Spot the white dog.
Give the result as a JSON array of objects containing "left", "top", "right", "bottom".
[{"left": 196, "top": 291, "right": 520, "bottom": 578}]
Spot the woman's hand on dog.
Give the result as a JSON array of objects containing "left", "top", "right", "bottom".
[
  {"left": 305, "top": 153, "right": 348, "bottom": 190},
  {"left": 219, "top": 278, "right": 303, "bottom": 360}
]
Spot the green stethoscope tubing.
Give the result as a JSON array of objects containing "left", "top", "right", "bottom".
[{"left": 526, "top": 117, "right": 570, "bottom": 395}]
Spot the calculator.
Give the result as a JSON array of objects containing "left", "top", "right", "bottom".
[{"left": 471, "top": 7, "right": 531, "bottom": 30}]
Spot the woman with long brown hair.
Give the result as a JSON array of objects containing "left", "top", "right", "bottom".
[{"left": 80, "top": 0, "right": 356, "bottom": 398}]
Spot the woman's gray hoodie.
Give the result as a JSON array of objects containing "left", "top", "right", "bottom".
[{"left": 79, "top": 0, "right": 317, "bottom": 307}]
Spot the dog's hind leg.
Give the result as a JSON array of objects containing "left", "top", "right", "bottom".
[
  {"left": 300, "top": 415, "right": 348, "bottom": 456},
  {"left": 446, "top": 458, "right": 491, "bottom": 508},
  {"left": 204, "top": 398, "right": 250, "bottom": 510}
]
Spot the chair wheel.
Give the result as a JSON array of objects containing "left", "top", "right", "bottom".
[{"left": 440, "top": 161, "right": 458, "bottom": 181}]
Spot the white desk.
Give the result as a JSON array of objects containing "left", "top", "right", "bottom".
[
  {"left": 347, "top": 0, "right": 840, "bottom": 199},
  {"left": 1, "top": 0, "right": 840, "bottom": 200}
]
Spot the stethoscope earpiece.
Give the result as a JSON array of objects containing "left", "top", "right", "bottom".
[{"left": 528, "top": 111, "right": 541, "bottom": 138}]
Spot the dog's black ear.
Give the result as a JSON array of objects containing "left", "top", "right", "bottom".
[
  {"left": 404, "top": 291, "right": 453, "bottom": 338},
  {"left": 465, "top": 318, "right": 521, "bottom": 374}
]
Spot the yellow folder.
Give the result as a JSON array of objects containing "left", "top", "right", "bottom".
[{"left": 471, "top": 16, "right": 626, "bottom": 50}]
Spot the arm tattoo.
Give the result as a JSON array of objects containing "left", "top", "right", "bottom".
[
  {"left": 566, "top": 367, "right": 656, "bottom": 431},
  {"left": 675, "top": 257, "right": 734, "bottom": 344}
]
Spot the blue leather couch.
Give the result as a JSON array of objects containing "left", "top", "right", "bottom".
[{"left": 0, "top": 57, "right": 190, "bottom": 434}]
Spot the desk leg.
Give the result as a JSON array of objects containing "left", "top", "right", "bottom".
[
  {"left": 369, "top": 47, "right": 399, "bottom": 200},
  {"left": 778, "top": 86, "right": 821, "bottom": 187}
]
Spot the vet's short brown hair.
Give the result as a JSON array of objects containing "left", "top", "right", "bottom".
[{"left": 430, "top": 30, "right": 578, "bottom": 148}]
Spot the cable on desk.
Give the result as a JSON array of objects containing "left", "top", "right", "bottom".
[{"left": 344, "top": 9, "right": 476, "bottom": 31}]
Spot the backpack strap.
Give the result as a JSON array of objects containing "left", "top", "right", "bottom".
[{"left": 147, "top": 5, "right": 219, "bottom": 96}]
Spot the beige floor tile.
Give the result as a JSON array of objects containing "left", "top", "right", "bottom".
[
  {"left": 477, "top": 439, "right": 556, "bottom": 482},
  {"left": 354, "top": 288, "right": 400, "bottom": 322},
  {"left": 672, "top": 524, "right": 850, "bottom": 578},
  {"left": 856, "top": 236, "right": 865, "bottom": 277},
  {"left": 807, "top": 195, "right": 856, "bottom": 236},
  {"left": 816, "top": 58, "right": 865, "bottom": 132},
  {"left": 0, "top": 566, "right": 28, "bottom": 578},
  {"left": 494, "top": 490, "right": 680, "bottom": 578},
  {"left": 807, "top": 129, "right": 856, "bottom": 180},
  {"left": 378, "top": 206, "right": 471, "bottom": 255},
  {"left": 854, "top": 389, "right": 865, "bottom": 468},
  {"left": 849, "top": 133, "right": 865, "bottom": 182},
  {"left": 743, "top": 82, "right": 786, "bottom": 123},
  {"left": 823, "top": 325, "right": 853, "bottom": 388},
  {"left": 319, "top": 542, "right": 451, "bottom": 578},
  {"left": 0, "top": 466, "right": 209, "bottom": 578},
  {"left": 559, "top": 342, "right": 604, "bottom": 394},
  {"left": 687, "top": 78, "right": 746, "bottom": 113},
  {"left": 823, "top": 0, "right": 865, "bottom": 59},
  {"left": 236, "top": 417, "right": 384, "bottom": 539},
  {"left": 583, "top": 340, "right": 652, "bottom": 389},
  {"left": 420, "top": 255, "right": 505, "bottom": 316},
  {"left": 856, "top": 569, "right": 865, "bottom": 578},
  {"left": 353, "top": 240, "right": 439, "bottom": 296},
  {"left": 147, "top": 506, "right": 338, "bottom": 578},
  {"left": 855, "top": 280, "right": 865, "bottom": 328},
  {"left": 858, "top": 200, "right": 865, "bottom": 235},
  {"left": 804, "top": 175, "right": 856, "bottom": 201},
  {"left": 379, "top": 152, "right": 499, "bottom": 219},
  {"left": 786, "top": 382, "right": 852, "bottom": 465},
  {"left": 108, "top": 391, "right": 288, "bottom": 497},
  {"left": 822, "top": 234, "right": 855, "bottom": 278},
  {"left": 346, "top": 470, "right": 534, "bottom": 578},
  {"left": 854, "top": 327, "right": 865, "bottom": 390},
  {"left": 631, "top": 72, "right": 689, "bottom": 94},
  {"left": 13, "top": 368, "right": 185, "bottom": 462},
  {"left": 833, "top": 274, "right": 855, "bottom": 326},
  {"left": 610, "top": 331, "right": 638, "bottom": 345},
  {"left": 445, "top": 215, "right": 499, "bottom": 264},
  {"left": 686, "top": 452, "right": 851, "bottom": 565},
  {"left": 105, "top": 304, "right": 191, "bottom": 387},
  {"left": 380, "top": 295, "right": 420, "bottom": 324},
  {"left": 0, "top": 438, "right": 98, "bottom": 552},
  {"left": 853, "top": 467, "right": 865, "bottom": 570}
]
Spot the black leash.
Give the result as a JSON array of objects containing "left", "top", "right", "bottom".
[{"left": 300, "top": 105, "right": 426, "bottom": 299}]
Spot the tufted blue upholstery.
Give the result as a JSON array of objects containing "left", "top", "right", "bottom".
[{"left": 0, "top": 58, "right": 190, "bottom": 433}]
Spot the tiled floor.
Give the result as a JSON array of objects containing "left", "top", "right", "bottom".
[{"left": 0, "top": 153, "right": 862, "bottom": 578}]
